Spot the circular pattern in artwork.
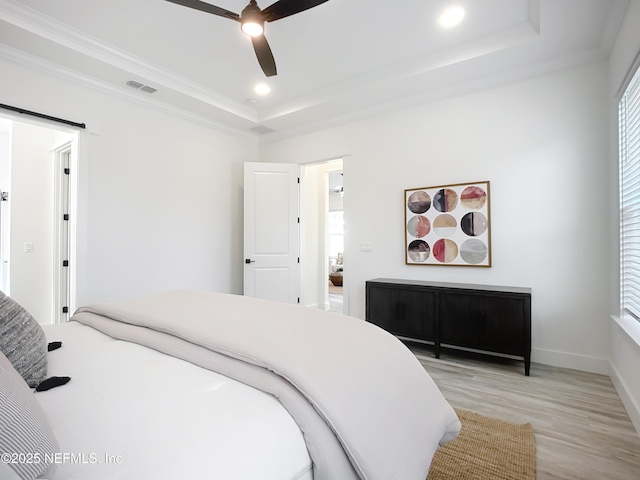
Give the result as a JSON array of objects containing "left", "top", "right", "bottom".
[
  {"left": 433, "top": 188, "right": 459, "bottom": 212},
  {"left": 407, "top": 215, "right": 431, "bottom": 238},
  {"left": 407, "top": 191, "right": 431, "bottom": 214},
  {"left": 460, "top": 212, "right": 488, "bottom": 237},
  {"left": 433, "top": 214, "right": 457, "bottom": 237},
  {"left": 433, "top": 238, "right": 458, "bottom": 263},
  {"left": 460, "top": 239, "right": 488, "bottom": 264},
  {"left": 460, "top": 186, "right": 487, "bottom": 209},
  {"left": 407, "top": 240, "right": 430, "bottom": 262}
]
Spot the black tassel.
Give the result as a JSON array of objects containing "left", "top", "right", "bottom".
[{"left": 35, "top": 376, "right": 71, "bottom": 392}]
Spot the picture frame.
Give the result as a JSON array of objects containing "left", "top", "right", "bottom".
[{"left": 405, "top": 180, "right": 491, "bottom": 267}]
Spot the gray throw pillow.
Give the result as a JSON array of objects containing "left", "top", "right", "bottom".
[
  {"left": 0, "top": 350, "right": 59, "bottom": 480},
  {"left": 0, "top": 291, "right": 48, "bottom": 387}
]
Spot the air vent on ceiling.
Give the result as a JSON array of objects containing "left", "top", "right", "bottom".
[
  {"left": 251, "top": 125, "right": 275, "bottom": 134},
  {"left": 125, "top": 80, "right": 157, "bottom": 94}
]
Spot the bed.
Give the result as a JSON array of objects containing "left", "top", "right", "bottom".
[{"left": 0, "top": 290, "right": 461, "bottom": 480}]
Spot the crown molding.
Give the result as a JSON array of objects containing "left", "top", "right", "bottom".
[
  {"left": 259, "top": 46, "right": 611, "bottom": 145},
  {"left": 0, "top": 0, "right": 257, "bottom": 122},
  {"left": 258, "top": 18, "right": 540, "bottom": 124},
  {"left": 0, "top": 43, "right": 256, "bottom": 140},
  {"left": 1, "top": 0, "right": 543, "bottom": 127},
  {"left": 0, "top": 0, "right": 626, "bottom": 142}
]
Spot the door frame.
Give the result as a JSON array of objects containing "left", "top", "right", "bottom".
[
  {"left": 52, "top": 141, "right": 72, "bottom": 322},
  {"left": 299, "top": 155, "right": 350, "bottom": 316},
  {"left": 0, "top": 111, "right": 82, "bottom": 322}
]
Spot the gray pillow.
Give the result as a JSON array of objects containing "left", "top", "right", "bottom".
[
  {"left": 0, "top": 350, "right": 59, "bottom": 480},
  {"left": 0, "top": 291, "right": 47, "bottom": 387}
]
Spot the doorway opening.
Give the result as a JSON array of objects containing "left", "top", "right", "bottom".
[
  {"left": 327, "top": 170, "right": 344, "bottom": 313},
  {"left": 0, "top": 116, "right": 78, "bottom": 324},
  {"left": 300, "top": 157, "right": 346, "bottom": 315}
]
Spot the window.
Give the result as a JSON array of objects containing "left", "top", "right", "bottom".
[{"left": 619, "top": 64, "right": 640, "bottom": 320}]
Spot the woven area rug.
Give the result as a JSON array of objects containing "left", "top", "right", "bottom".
[{"left": 426, "top": 409, "right": 536, "bottom": 480}]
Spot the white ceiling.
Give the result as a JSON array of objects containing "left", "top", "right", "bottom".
[{"left": 0, "top": 0, "right": 630, "bottom": 140}]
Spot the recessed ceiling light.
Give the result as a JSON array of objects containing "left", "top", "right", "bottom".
[
  {"left": 254, "top": 83, "right": 271, "bottom": 95},
  {"left": 438, "top": 5, "right": 465, "bottom": 28}
]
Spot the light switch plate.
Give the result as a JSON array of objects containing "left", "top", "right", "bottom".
[{"left": 360, "top": 242, "right": 373, "bottom": 252}]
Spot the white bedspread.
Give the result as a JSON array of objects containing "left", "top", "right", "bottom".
[
  {"left": 37, "top": 322, "right": 313, "bottom": 480},
  {"left": 71, "top": 290, "right": 461, "bottom": 480}
]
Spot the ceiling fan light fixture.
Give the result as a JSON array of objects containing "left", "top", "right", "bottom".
[
  {"left": 241, "top": 1, "right": 264, "bottom": 37},
  {"left": 241, "top": 19, "right": 264, "bottom": 36},
  {"left": 165, "top": 0, "right": 331, "bottom": 76}
]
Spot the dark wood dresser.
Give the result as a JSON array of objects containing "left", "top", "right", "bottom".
[{"left": 365, "top": 278, "right": 532, "bottom": 375}]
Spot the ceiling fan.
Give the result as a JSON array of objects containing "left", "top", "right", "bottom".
[{"left": 165, "top": 0, "right": 330, "bottom": 77}]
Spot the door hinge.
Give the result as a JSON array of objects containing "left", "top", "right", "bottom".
[
  {"left": 62, "top": 306, "right": 68, "bottom": 313},
  {"left": 64, "top": 168, "right": 70, "bottom": 175},
  {"left": 297, "top": 297, "right": 300, "bottom": 303},
  {"left": 297, "top": 257, "right": 300, "bottom": 263},
  {"left": 297, "top": 217, "right": 300, "bottom": 223},
  {"left": 63, "top": 214, "right": 69, "bottom": 221},
  {"left": 62, "top": 260, "right": 69, "bottom": 267},
  {"left": 297, "top": 177, "right": 300, "bottom": 184}
]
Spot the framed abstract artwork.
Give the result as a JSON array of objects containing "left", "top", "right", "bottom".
[{"left": 405, "top": 181, "right": 491, "bottom": 267}]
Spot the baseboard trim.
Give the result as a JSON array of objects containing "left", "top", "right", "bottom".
[
  {"left": 610, "top": 362, "right": 640, "bottom": 436},
  {"left": 531, "top": 347, "right": 610, "bottom": 375},
  {"left": 303, "top": 302, "right": 323, "bottom": 309}
]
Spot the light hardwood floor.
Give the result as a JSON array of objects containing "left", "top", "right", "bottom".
[
  {"left": 411, "top": 346, "right": 640, "bottom": 480},
  {"left": 328, "top": 283, "right": 343, "bottom": 314}
]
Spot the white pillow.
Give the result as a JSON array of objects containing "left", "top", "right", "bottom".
[{"left": 0, "top": 351, "right": 59, "bottom": 480}]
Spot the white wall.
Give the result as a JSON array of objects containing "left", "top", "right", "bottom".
[
  {"left": 261, "top": 60, "right": 612, "bottom": 374},
  {"left": 9, "top": 122, "right": 58, "bottom": 322},
  {"left": 0, "top": 57, "right": 258, "bottom": 307},
  {"left": 608, "top": 0, "right": 640, "bottom": 434}
]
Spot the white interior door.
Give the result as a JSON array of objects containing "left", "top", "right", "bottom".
[{"left": 244, "top": 162, "right": 300, "bottom": 303}]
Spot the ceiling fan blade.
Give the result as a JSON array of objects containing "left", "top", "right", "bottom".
[
  {"left": 262, "top": 0, "right": 329, "bottom": 22},
  {"left": 165, "top": 0, "right": 239, "bottom": 21},
  {"left": 251, "top": 35, "right": 277, "bottom": 77}
]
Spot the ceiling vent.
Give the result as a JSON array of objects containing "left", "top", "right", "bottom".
[
  {"left": 125, "top": 80, "right": 157, "bottom": 94},
  {"left": 251, "top": 125, "right": 275, "bottom": 134}
]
